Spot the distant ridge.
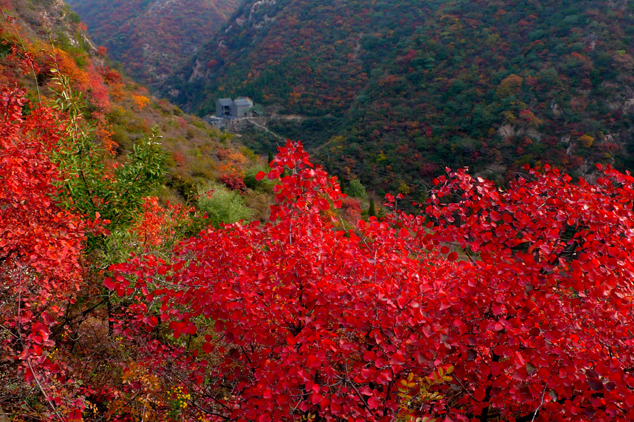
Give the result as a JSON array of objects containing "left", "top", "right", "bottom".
[{"left": 66, "top": 0, "right": 241, "bottom": 86}]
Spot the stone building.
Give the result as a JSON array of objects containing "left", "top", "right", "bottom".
[{"left": 216, "top": 97, "right": 254, "bottom": 118}]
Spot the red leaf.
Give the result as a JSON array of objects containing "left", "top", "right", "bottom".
[
  {"left": 24, "top": 367, "right": 34, "bottom": 383},
  {"left": 104, "top": 278, "right": 115, "bottom": 290},
  {"left": 311, "top": 392, "right": 323, "bottom": 405},
  {"left": 588, "top": 378, "right": 604, "bottom": 391},
  {"left": 69, "top": 409, "right": 83, "bottom": 421}
]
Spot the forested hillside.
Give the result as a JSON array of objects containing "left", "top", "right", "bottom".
[
  {"left": 65, "top": 0, "right": 241, "bottom": 86},
  {"left": 163, "top": 0, "right": 634, "bottom": 197}
]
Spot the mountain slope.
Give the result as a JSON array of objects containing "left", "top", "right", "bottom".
[
  {"left": 66, "top": 0, "right": 241, "bottom": 86},
  {"left": 163, "top": 0, "right": 634, "bottom": 196}
]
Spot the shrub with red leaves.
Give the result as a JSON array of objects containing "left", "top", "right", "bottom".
[
  {"left": 219, "top": 173, "right": 246, "bottom": 191},
  {"left": 107, "top": 142, "right": 634, "bottom": 422}
]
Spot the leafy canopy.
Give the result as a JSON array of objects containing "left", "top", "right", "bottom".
[{"left": 108, "top": 141, "right": 634, "bottom": 422}]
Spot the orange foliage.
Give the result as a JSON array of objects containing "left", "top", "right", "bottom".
[
  {"left": 217, "top": 148, "right": 247, "bottom": 177},
  {"left": 95, "top": 117, "right": 117, "bottom": 156},
  {"left": 51, "top": 49, "right": 111, "bottom": 113},
  {"left": 52, "top": 48, "right": 89, "bottom": 90},
  {"left": 129, "top": 197, "right": 192, "bottom": 247},
  {"left": 132, "top": 94, "right": 150, "bottom": 110},
  {"left": 97, "top": 66, "right": 125, "bottom": 100}
]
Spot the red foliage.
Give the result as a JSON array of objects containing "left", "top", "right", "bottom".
[
  {"left": 0, "top": 87, "right": 85, "bottom": 289},
  {"left": 172, "top": 151, "right": 186, "bottom": 166},
  {"left": 601, "top": 142, "right": 619, "bottom": 152},
  {"left": 341, "top": 196, "right": 362, "bottom": 224},
  {"left": 129, "top": 197, "right": 193, "bottom": 247},
  {"left": 218, "top": 173, "right": 246, "bottom": 191},
  {"left": 98, "top": 66, "right": 124, "bottom": 85},
  {"left": 0, "top": 87, "right": 87, "bottom": 415},
  {"left": 419, "top": 161, "right": 440, "bottom": 177},
  {"left": 108, "top": 142, "right": 634, "bottom": 421}
]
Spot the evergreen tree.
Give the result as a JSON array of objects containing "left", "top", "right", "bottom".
[
  {"left": 368, "top": 197, "right": 376, "bottom": 218},
  {"left": 268, "top": 151, "right": 275, "bottom": 167}
]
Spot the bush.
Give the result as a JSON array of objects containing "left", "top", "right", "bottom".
[
  {"left": 197, "top": 182, "right": 253, "bottom": 228},
  {"left": 347, "top": 178, "right": 368, "bottom": 198},
  {"left": 219, "top": 173, "right": 246, "bottom": 191},
  {"left": 244, "top": 164, "right": 275, "bottom": 191}
]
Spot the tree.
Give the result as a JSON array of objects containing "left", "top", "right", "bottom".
[
  {"left": 496, "top": 74, "right": 523, "bottom": 98},
  {"left": 108, "top": 142, "right": 634, "bottom": 421},
  {"left": 348, "top": 178, "right": 368, "bottom": 198},
  {"left": 49, "top": 72, "right": 167, "bottom": 258},
  {"left": 0, "top": 87, "right": 88, "bottom": 420},
  {"left": 368, "top": 196, "right": 376, "bottom": 217}
]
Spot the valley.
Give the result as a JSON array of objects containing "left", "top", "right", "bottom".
[{"left": 160, "top": 0, "right": 634, "bottom": 197}]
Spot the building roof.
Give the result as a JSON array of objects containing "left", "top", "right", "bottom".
[
  {"left": 217, "top": 98, "right": 233, "bottom": 106},
  {"left": 234, "top": 97, "right": 253, "bottom": 107}
]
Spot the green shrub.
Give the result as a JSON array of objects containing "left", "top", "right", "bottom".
[
  {"left": 348, "top": 179, "right": 368, "bottom": 199},
  {"left": 191, "top": 119, "right": 207, "bottom": 129},
  {"left": 197, "top": 182, "right": 253, "bottom": 228},
  {"left": 244, "top": 165, "right": 275, "bottom": 192}
]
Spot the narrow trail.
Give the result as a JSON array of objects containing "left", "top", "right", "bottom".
[{"left": 244, "top": 118, "right": 285, "bottom": 142}]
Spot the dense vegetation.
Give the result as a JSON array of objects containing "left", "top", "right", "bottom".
[
  {"left": 65, "top": 0, "right": 241, "bottom": 86},
  {"left": 4, "top": 0, "right": 634, "bottom": 421},
  {"left": 0, "top": 0, "right": 285, "bottom": 418},
  {"left": 163, "top": 0, "right": 634, "bottom": 198}
]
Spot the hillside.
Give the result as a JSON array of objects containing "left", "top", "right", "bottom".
[
  {"left": 6, "top": 1, "right": 634, "bottom": 421},
  {"left": 163, "top": 0, "right": 634, "bottom": 197},
  {"left": 65, "top": 0, "right": 241, "bottom": 86},
  {"left": 0, "top": 0, "right": 279, "bottom": 417}
]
